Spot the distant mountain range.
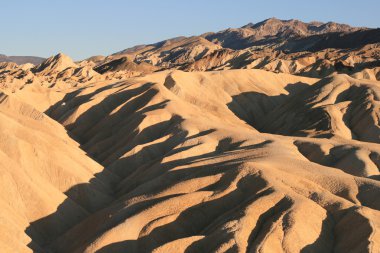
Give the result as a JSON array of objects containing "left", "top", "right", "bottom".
[
  {"left": 202, "top": 17, "right": 367, "bottom": 50},
  {"left": 107, "top": 18, "right": 380, "bottom": 72},
  {"left": 0, "top": 54, "right": 45, "bottom": 65},
  {"left": 116, "top": 17, "right": 370, "bottom": 55}
]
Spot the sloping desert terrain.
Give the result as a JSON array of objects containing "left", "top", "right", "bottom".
[{"left": 1, "top": 18, "right": 380, "bottom": 253}]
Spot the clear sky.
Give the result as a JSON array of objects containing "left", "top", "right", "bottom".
[{"left": 2, "top": 0, "right": 380, "bottom": 60}]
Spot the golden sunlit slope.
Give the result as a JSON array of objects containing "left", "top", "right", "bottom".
[
  {"left": 0, "top": 92, "right": 118, "bottom": 253},
  {"left": 5, "top": 69, "right": 371, "bottom": 253}
]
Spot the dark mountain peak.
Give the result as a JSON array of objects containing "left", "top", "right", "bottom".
[
  {"left": 309, "top": 20, "right": 324, "bottom": 26},
  {"left": 206, "top": 18, "right": 368, "bottom": 50},
  {"left": 94, "top": 56, "right": 158, "bottom": 74},
  {"left": 152, "top": 36, "right": 188, "bottom": 48},
  {"left": 244, "top": 17, "right": 299, "bottom": 29},
  {"left": 242, "top": 18, "right": 362, "bottom": 34}
]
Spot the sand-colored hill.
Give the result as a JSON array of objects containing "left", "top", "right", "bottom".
[
  {"left": 33, "top": 53, "right": 78, "bottom": 75},
  {"left": 258, "top": 74, "right": 380, "bottom": 143},
  {"left": 113, "top": 36, "right": 222, "bottom": 68},
  {"left": 182, "top": 43, "right": 380, "bottom": 80},
  {"left": 0, "top": 68, "right": 378, "bottom": 252},
  {"left": 93, "top": 57, "right": 159, "bottom": 79},
  {"left": 32, "top": 53, "right": 105, "bottom": 87},
  {"left": 0, "top": 92, "right": 118, "bottom": 253},
  {"left": 0, "top": 54, "right": 107, "bottom": 91}
]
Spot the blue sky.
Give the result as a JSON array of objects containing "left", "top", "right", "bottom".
[{"left": 2, "top": 0, "right": 379, "bottom": 60}]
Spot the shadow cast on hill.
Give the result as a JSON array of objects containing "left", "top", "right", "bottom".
[
  {"left": 226, "top": 81, "right": 311, "bottom": 130},
  {"left": 94, "top": 142, "right": 274, "bottom": 252},
  {"left": 25, "top": 116, "right": 276, "bottom": 252},
  {"left": 25, "top": 81, "right": 176, "bottom": 251}
]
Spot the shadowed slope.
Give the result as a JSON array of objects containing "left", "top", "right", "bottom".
[{"left": 258, "top": 74, "right": 380, "bottom": 143}]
